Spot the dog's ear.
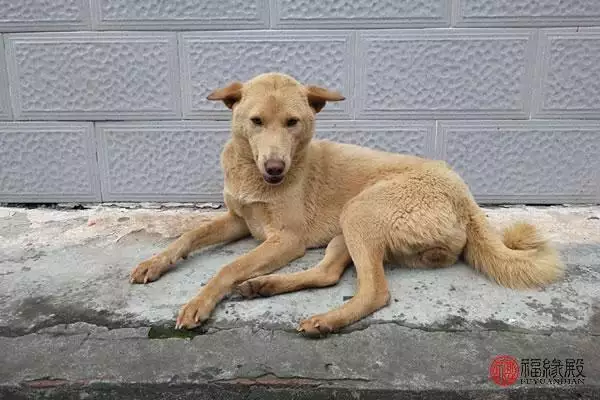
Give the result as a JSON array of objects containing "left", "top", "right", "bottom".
[
  {"left": 305, "top": 85, "right": 345, "bottom": 113},
  {"left": 207, "top": 81, "right": 243, "bottom": 110}
]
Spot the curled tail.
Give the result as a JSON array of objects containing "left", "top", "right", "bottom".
[{"left": 463, "top": 207, "right": 564, "bottom": 289}]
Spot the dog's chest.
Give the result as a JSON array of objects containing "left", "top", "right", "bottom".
[{"left": 224, "top": 191, "right": 270, "bottom": 241}]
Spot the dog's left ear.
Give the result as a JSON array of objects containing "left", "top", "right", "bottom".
[
  {"left": 207, "top": 81, "right": 243, "bottom": 110},
  {"left": 305, "top": 85, "right": 345, "bottom": 113}
]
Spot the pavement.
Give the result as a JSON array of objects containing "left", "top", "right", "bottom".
[{"left": 0, "top": 203, "right": 599, "bottom": 399}]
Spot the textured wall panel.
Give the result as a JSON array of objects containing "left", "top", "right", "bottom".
[
  {"left": 0, "top": 36, "right": 11, "bottom": 120},
  {"left": 5, "top": 32, "right": 180, "bottom": 120},
  {"left": 273, "top": 0, "right": 450, "bottom": 29},
  {"left": 533, "top": 29, "right": 600, "bottom": 119},
  {"left": 357, "top": 29, "right": 535, "bottom": 120},
  {"left": 0, "top": 0, "right": 90, "bottom": 32},
  {"left": 96, "top": 122, "right": 231, "bottom": 201},
  {"left": 455, "top": 0, "right": 600, "bottom": 27},
  {"left": 180, "top": 31, "right": 354, "bottom": 120},
  {"left": 0, "top": 122, "right": 100, "bottom": 202},
  {"left": 92, "top": 0, "right": 269, "bottom": 30},
  {"left": 315, "top": 121, "right": 435, "bottom": 158},
  {"left": 438, "top": 121, "right": 600, "bottom": 203}
]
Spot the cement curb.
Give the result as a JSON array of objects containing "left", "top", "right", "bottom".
[
  {"left": 1, "top": 382, "right": 599, "bottom": 400},
  {"left": 1, "top": 325, "right": 598, "bottom": 399}
]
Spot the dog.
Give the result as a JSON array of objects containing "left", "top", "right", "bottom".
[{"left": 130, "top": 72, "right": 563, "bottom": 337}]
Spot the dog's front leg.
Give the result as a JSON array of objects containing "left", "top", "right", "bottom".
[
  {"left": 130, "top": 212, "right": 249, "bottom": 284},
  {"left": 176, "top": 233, "right": 306, "bottom": 329}
]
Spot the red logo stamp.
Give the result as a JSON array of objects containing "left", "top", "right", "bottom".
[{"left": 490, "top": 355, "right": 520, "bottom": 386}]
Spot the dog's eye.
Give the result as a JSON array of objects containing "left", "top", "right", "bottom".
[
  {"left": 251, "top": 117, "right": 263, "bottom": 126},
  {"left": 286, "top": 118, "right": 299, "bottom": 127}
]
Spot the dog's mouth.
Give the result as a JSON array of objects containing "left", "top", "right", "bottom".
[{"left": 263, "top": 174, "right": 285, "bottom": 185}]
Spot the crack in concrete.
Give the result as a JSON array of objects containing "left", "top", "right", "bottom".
[
  {"left": 0, "top": 320, "right": 139, "bottom": 338},
  {"left": 15, "top": 369, "right": 372, "bottom": 389},
  {"left": 356, "top": 319, "right": 549, "bottom": 336},
  {"left": 78, "top": 332, "right": 92, "bottom": 347},
  {"left": 208, "top": 372, "right": 371, "bottom": 386},
  {"left": 296, "top": 315, "right": 600, "bottom": 338},
  {"left": 1, "top": 319, "right": 597, "bottom": 341}
]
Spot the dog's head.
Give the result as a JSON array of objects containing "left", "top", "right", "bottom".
[{"left": 207, "top": 72, "right": 345, "bottom": 185}]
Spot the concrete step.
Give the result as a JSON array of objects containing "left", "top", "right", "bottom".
[{"left": 0, "top": 205, "right": 598, "bottom": 399}]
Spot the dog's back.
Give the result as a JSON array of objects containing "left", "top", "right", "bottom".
[{"left": 297, "top": 139, "right": 448, "bottom": 247}]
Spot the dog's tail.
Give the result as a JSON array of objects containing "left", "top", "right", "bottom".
[{"left": 463, "top": 204, "right": 563, "bottom": 289}]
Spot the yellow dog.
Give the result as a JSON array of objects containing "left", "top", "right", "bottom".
[{"left": 131, "top": 72, "right": 563, "bottom": 337}]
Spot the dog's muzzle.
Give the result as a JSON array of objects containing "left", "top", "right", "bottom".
[{"left": 263, "top": 158, "right": 285, "bottom": 185}]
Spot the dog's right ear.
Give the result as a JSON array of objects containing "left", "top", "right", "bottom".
[
  {"left": 305, "top": 85, "right": 345, "bottom": 113},
  {"left": 206, "top": 81, "right": 243, "bottom": 110}
]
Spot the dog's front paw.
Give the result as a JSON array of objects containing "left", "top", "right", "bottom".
[
  {"left": 175, "top": 297, "right": 212, "bottom": 330},
  {"left": 130, "top": 258, "right": 167, "bottom": 284},
  {"left": 297, "top": 315, "right": 334, "bottom": 338}
]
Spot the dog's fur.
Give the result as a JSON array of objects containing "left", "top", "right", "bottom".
[{"left": 130, "top": 72, "right": 564, "bottom": 337}]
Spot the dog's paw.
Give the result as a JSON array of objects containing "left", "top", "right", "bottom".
[
  {"left": 130, "top": 258, "right": 166, "bottom": 284},
  {"left": 175, "top": 297, "right": 212, "bottom": 330},
  {"left": 297, "top": 316, "right": 334, "bottom": 338},
  {"left": 235, "top": 278, "right": 273, "bottom": 298}
]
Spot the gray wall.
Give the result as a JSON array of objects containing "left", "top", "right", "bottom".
[{"left": 0, "top": 0, "right": 599, "bottom": 204}]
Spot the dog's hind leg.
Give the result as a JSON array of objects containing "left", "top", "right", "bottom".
[
  {"left": 236, "top": 235, "right": 352, "bottom": 298},
  {"left": 297, "top": 174, "right": 467, "bottom": 337},
  {"left": 298, "top": 186, "right": 391, "bottom": 337},
  {"left": 130, "top": 212, "right": 250, "bottom": 284}
]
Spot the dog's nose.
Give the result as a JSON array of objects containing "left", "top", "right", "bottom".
[{"left": 264, "top": 159, "right": 285, "bottom": 176}]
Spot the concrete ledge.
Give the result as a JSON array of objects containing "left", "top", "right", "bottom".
[
  {"left": 1, "top": 325, "right": 598, "bottom": 399},
  {"left": 3, "top": 384, "right": 597, "bottom": 400},
  {"left": 0, "top": 205, "right": 598, "bottom": 398}
]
